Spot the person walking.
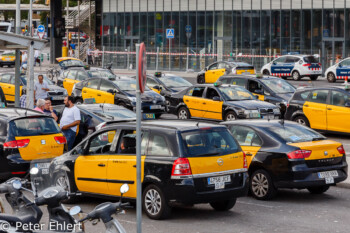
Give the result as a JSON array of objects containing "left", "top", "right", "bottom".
[
  {"left": 68, "top": 46, "right": 74, "bottom": 57},
  {"left": 60, "top": 96, "right": 81, "bottom": 151},
  {"left": 34, "top": 74, "right": 50, "bottom": 100},
  {"left": 21, "top": 51, "right": 28, "bottom": 67},
  {"left": 34, "top": 50, "right": 41, "bottom": 67},
  {"left": 94, "top": 47, "right": 100, "bottom": 66},
  {"left": 33, "top": 99, "right": 45, "bottom": 113},
  {"left": 20, "top": 89, "right": 27, "bottom": 108},
  {"left": 43, "top": 98, "right": 58, "bottom": 122},
  {"left": 86, "top": 46, "right": 93, "bottom": 65}
]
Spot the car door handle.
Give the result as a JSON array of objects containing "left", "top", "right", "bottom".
[
  {"left": 327, "top": 108, "right": 332, "bottom": 110},
  {"left": 185, "top": 100, "right": 189, "bottom": 102},
  {"left": 304, "top": 104, "right": 309, "bottom": 107},
  {"left": 202, "top": 102, "right": 206, "bottom": 104},
  {"left": 97, "top": 94, "right": 101, "bottom": 96},
  {"left": 133, "top": 165, "right": 136, "bottom": 168},
  {"left": 83, "top": 91, "right": 86, "bottom": 93},
  {"left": 246, "top": 153, "right": 253, "bottom": 156},
  {"left": 98, "top": 163, "right": 105, "bottom": 167}
]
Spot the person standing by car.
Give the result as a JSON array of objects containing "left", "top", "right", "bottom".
[
  {"left": 34, "top": 74, "right": 50, "bottom": 100},
  {"left": 34, "top": 50, "right": 40, "bottom": 67},
  {"left": 33, "top": 99, "right": 45, "bottom": 113},
  {"left": 43, "top": 98, "right": 58, "bottom": 122},
  {"left": 87, "top": 45, "right": 93, "bottom": 65},
  {"left": 60, "top": 96, "right": 81, "bottom": 150}
]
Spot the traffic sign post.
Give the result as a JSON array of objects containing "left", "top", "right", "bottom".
[
  {"left": 37, "top": 25, "right": 45, "bottom": 39},
  {"left": 166, "top": 29, "right": 174, "bottom": 71}
]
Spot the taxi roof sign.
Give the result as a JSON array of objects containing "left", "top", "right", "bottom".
[
  {"left": 214, "top": 81, "right": 222, "bottom": 87},
  {"left": 155, "top": 72, "right": 162, "bottom": 77}
]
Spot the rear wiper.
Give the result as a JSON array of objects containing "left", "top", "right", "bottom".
[{"left": 312, "top": 137, "right": 325, "bottom": 141}]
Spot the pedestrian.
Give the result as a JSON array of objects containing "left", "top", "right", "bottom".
[
  {"left": 94, "top": 47, "right": 100, "bottom": 66},
  {"left": 34, "top": 50, "right": 40, "bottom": 66},
  {"left": 33, "top": 99, "right": 45, "bottom": 113},
  {"left": 68, "top": 46, "right": 74, "bottom": 57},
  {"left": 34, "top": 74, "right": 50, "bottom": 100},
  {"left": 87, "top": 45, "right": 93, "bottom": 65},
  {"left": 21, "top": 51, "right": 28, "bottom": 66},
  {"left": 60, "top": 96, "right": 81, "bottom": 151},
  {"left": 20, "top": 89, "right": 27, "bottom": 108},
  {"left": 336, "top": 55, "right": 342, "bottom": 64},
  {"left": 43, "top": 98, "right": 58, "bottom": 122}
]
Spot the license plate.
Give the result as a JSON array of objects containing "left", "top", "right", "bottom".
[
  {"left": 35, "top": 162, "right": 50, "bottom": 169},
  {"left": 6, "top": 58, "right": 11, "bottom": 61},
  {"left": 208, "top": 175, "right": 231, "bottom": 190},
  {"left": 143, "top": 113, "right": 155, "bottom": 120},
  {"left": 150, "top": 105, "right": 161, "bottom": 109},
  {"left": 318, "top": 170, "right": 338, "bottom": 179},
  {"left": 325, "top": 177, "right": 334, "bottom": 184},
  {"left": 51, "top": 96, "right": 65, "bottom": 100},
  {"left": 262, "top": 114, "right": 274, "bottom": 120}
]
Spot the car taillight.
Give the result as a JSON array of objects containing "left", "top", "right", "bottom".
[
  {"left": 302, "top": 63, "right": 311, "bottom": 67},
  {"left": 287, "top": 150, "right": 312, "bottom": 159},
  {"left": 286, "top": 103, "right": 289, "bottom": 108},
  {"left": 337, "top": 145, "right": 345, "bottom": 154},
  {"left": 171, "top": 158, "right": 192, "bottom": 177},
  {"left": 243, "top": 152, "right": 248, "bottom": 169},
  {"left": 54, "top": 136, "right": 67, "bottom": 144},
  {"left": 4, "top": 139, "right": 30, "bottom": 149}
]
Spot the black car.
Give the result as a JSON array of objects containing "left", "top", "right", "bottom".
[
  {"left": 71, "top": 77, "right": 166, "bottom": 118},
  {"left": 222, "top": 120, "right": 348, "bottom": 200},
  {"left": 218, "top": 75, "right": 296, "bottom": 114},
  {"left": 168, "top": 83, "right": 281, "bottom": 121}
]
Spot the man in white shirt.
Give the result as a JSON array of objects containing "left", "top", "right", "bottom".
[
  {"left": 60, "top": 96, "right": 81, "bottom": 150},
  {"left": 34, "top": 75, "right": 50, "bottom": 101},
  {"left": 34, "top": 50, "right": 40, "bottom": 66}
]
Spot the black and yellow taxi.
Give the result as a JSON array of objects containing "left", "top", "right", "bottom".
[
  {"left": 168, "top": 83, "right": 281, "bottom": 121},
  {"left": 197, "top": 61, "right": 255, "bottom": 84},
  {"left": 58, "top": 68, "right": 90, "bottom": 96},
  {"left": 0, "top": 73, "right": 25, "bottom": 102},
  {"left": 48, "top": 120, "right": 249, "bottom": 219},
  {"left": 0, "top": 50, "right": 16, "bottom": 67},
  {"left": 71, "top": 77, "right": 166, "bottom": 118},
  {"left": 285, "top": 86, "right": 350, "bottom": 134},
  {"left": 145, "top": 72, "right": 193, "bottom": 95},
  {"left": 56, "top": 57, "right": 88, "bottom": 71},
  {"left": 218, "top": 75, "right": 296, "bottom": 114},
  {"left": 0, "top": 108, "right": 66, "bottom": 181},
  {"left": 222, "top": 120, "right": 348, "bottom": 200}
]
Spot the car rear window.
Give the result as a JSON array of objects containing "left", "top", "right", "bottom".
[
  {"left": 181, "top": 128, "right": 240, "bottom": 157},
  {"left": 303, "top": 56, "right": 318, "bottom": 63},
  {"left": 8, "top": 117, "right": 60, "bottom": 137},
  {"left": 266, "top": 125, "right": 325, "bottom": 143}
]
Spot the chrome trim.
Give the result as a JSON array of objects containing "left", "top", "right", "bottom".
[
  {"left": 171, "top": 175, "right": 193, "bottom": 180},
  {"left": 192, "top": 168, "right": 248, "bottom": 178}
]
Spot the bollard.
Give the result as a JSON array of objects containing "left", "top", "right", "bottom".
[{"left": 40, "top": 54, "right": 44, "bottom": 62}]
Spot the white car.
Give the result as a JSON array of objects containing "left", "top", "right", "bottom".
[
  {"left": 260, "top": 55, "right": 322, "bottom": 81},
  {"left": 325, "top": 57, "right": 350, "bottom": 83}
]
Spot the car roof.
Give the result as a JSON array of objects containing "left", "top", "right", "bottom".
[
  {"left": 0, "top": 108, "right": 46, "bottom": 121},
  {"left": 295, "top": 86, "right": 350, "bottom": 92},
  {"left": 221, "top": 119, "right": 301, "bottom": 128},
  {"left": 77, "top": 103, "right": 128, "bottom": 111},
  {"left": 220, "top": 74, "right": 279, "bottom": 80},
  {"left": 89, "top": 67, "right": 111, "bottom": 72}
]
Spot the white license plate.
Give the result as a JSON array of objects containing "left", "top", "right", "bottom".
[
  {"left": 36, "top": 162, "right": 50, "bottom": 169},
  {"left": 208, "top": 175, "right": 231, "bottom": 190},
  {"left": 262, "top": 114, "right": 274, "bottom": 120},
  {"left": 318, "top": 170, "right": 338, "bottom": 179},
  {"left": 325, "top": 177, "right": 334, "bottom": 184},
  {"left": 150, "top": 105, "right": 162, "bottom": 109},
  {"left": 51, "top": 96, "right": 65, "bottom": 100}
]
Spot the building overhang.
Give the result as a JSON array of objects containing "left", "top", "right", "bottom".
[{"left": 0, "top": 32, "right": 47, "bottom": 50}]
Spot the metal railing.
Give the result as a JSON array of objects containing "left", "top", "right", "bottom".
[{"left": 65, "top": 0, "right": 95, "bottom": 29}]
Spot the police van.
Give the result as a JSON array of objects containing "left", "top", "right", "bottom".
[
  {"left": 261, "top": 55, "right": 322, "bottom": 81},
  {"left": 325, "top": 57, "right": 350, "bottom": 83}
]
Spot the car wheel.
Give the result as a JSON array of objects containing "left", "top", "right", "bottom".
[
  {"left": 307, "top": 185, "right": 330, "bottom": 194},
  {"left": 143, "top": 184, "right": 171, "bottom": 220},
  {"left": 292, "top": 71, "right": 301, "bottom": 81},
  {"left": 224, "top": 111, "right": 236, "bottom": 121},
  {"left": 250, "top": 169, "right": 277, "bottom": 200},
  {"left": 209, "top": 198, "right": 236, "bottom": 211},
  {"left": 293, "top": 115, "right": 310, "bottom": 127},
  {"left": 177, "top": 107, "right": 190, "bottom": 119},
  {"left": 310, "top": 75, "right": 318, "bottom": 81},
  {"left": 197, "top": 75, "right": 205, "bottom": 84},
  {"left": 262, "top": 70, "right": 270, "bottom": 75},
  {"left": 75, "top": 98, "right": 83, "bottom": 105},
  {"left": 54, "top": 172, "right": 78, "bottom": 203},
  {"left": 327, "top": 72, "right": 336, "bottom": 83}
]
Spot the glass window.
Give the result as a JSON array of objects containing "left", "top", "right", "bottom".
[
  {"left": 146, "top": 78, "right": 158, "bottom": 88},
  {"left": 76, "top": 71, "right": 89, "bottom": 81},
  {"left": 208, "top": 63, "right": 218, "bottom": 70},
  {"left": 260, "top": 79, "right": 296, "bottom": 94},
  {"left": 309, "top": 90, "right": 329, "bottom": 104},
  {"left": 117, "top": 130, "right": 148, "bottom": 155},
  {"left": 285, "top": 56, "right": 296, "bottom": 63},
  {"left": 9, "top": 117, "right": 60, "bottom": 137},
  {"left": 86, "top": 79, "right": 100, "bottom": 89},
  {"left": 67, "top": 70, "right": 77, "bottom": 80},
  {"left": 9, "top": 76, "right": 15, "bottom": 84},
  {"left": 218, "top": 62, "right": 227, "bottom": 69},
  {"left": 0, "top": 74, "right": 12, "bottom": 83},
  {"left": 161, "top": 76, "right": 192, "bottom": 88},
  {"left": 331, "top": 91, "right": 350, "bottom": 107},
  {"left": 229, "top": 126, "right": 262, "bottom": 147},
  {"left": 340, "top": 59, "right": 350, "bottom": 67},
  {"left": 219, "top": 86, "right": 255, "bottom": 101},
  {"left": 226, "top": 78, "right": 247, "bottom": 87},
  {"left": 100, "top": 79, "right": 114, "bottom": 92},
  {"left": 88, "top": 129, "right": 117, "bottom": 155},
  {"left": 148, "top": 134, "right": 171, "bottom": 156},
  {"left": 205, "top": 87, "right": 220, "bottom": 100},
  {"left": 188, "top": 87, "right": 205, "bottom": 97},
  {"left": 273, "top": 57, "right": 287, "bottom": 64},
  {"left": 267, "top": 125, "right": 325, "bottom": 143},
  {"left": 303, "top": 56, "right": 319, "bottom": 63},
  {"left": 248, "top": 80, "right": 263, "bottom": 93},
  {"left": 0, "top": 120, "right": 7, "bottom": 136}
]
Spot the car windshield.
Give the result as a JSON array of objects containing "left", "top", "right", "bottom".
[
  {"left": 219, "top": 86, "right": 255, "bottom": 101},
  {"left": 88, "top": 70, "right": 116, "bottom": 80},
  {"left": 2, "top": 51, "right": 15, "bottom": 56},
  {"left": 92, "top": 109, "right": 136, "bottom": 120},
  {"left": 160, "top": 76, "right": 192, "bottom": 88},
  {"left": 303, "top": 56, "right": 319, "bottom": 63},
  {"left": 261, "top": 79, "right": 296, "bottom": 94},
  {"left": 59, "top": 59, "right": 84, "bottom": 68},
  {"left": 21, "top": 75, "right": 54, "bottom": 85},
  {"left": 181, "top": 128, "right": 240, "bottom": 157},
  {"left": 114, "top": 79, "right": 150, "bottom": 91},
  {"left": 9, "top": 117, "right": 60, "bottom": 137},
  {"left": 267, "top": 125, "right": 326, "bottom": 143}
]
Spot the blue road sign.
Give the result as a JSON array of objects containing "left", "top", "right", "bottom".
[
  {"left": 185, "top": 25, "right": 192, "bottom": 33},
  {"left": 166, "top": 28, "right": 174, "bottom": 39},
  {"left": 37, "top": 25, "right": 45, "bottom": 33}
]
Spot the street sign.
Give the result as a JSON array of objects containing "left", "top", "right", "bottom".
[
  {"left": 185, "top": 25, "right": 192, "bottom": 33},
  {"left": 37, "top": 25, "right": 45, "bottom": 33},
  {"left": 186, "top": 32, "right": 192, "bottom": 38},
  {"left": 138, "top": 42, "right": 147, "bottom": 93},
  {"left": 166, "top": 28, "right": 174, "bottom": 39}
]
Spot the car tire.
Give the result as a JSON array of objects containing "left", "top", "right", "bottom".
[
  {"left": 224, "top": 111, "right": 237, "bottom": 121},
  {"left": 177, "top": 106, "right": 190, "bottom": 119},
  {"left": 250, "top": 169, "right": 277, "bottom": 200},
  {"left": 75, "top": 98, "right": 83, "bottom": 105},
  {"left": 209, "top": 198, "right": 236, "bottom": 211},
  {"left": 292, "top": 71, "right": 301, "bottom": 81},
  {"left": 307, "top": 185, "right": 330, "bottom": 194},
  {"left": 327, "top": 72, "right": 336, "bottom": 83},
  {"left": 197, "top": 75, "right": 205, "bottom": 84},
  {"left": 143, "top": 184, "right": 171, "bottom": 220},
  {"left": 293, "top": 115, "right": 310, "bottom": 127},
  {"left": 262, "top": 70, "right": 270, "bottom": 75},
  {"left": 54, "top": 171, "right": 78, "bottom": 203},
  {"left": 310, "top": 75, "right": 318, "bottom": 81}
]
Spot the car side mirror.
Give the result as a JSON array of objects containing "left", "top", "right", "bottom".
[
  {"left": 153, "top": 85, "right": 161, "bottom": 91},
  {"left": 345, "top": 102, "right": 350, "bottom": 107},
  {"left": 254, "top": 95, "right": 259, "bottom": 99},
  {"left": 213, "top": 96, "right": 221, "bottom": 101},
  {"left": 107, "top": 89, "right": 116, "bottom": 94},
  {"left": 338, "top": 63, "right": 343, "bottom": 68},
  {"left": 204, "top": 67, "right": 208, "bottom": 71},
  {"left": 255, "top": 89, "right": 263, "bottom": 95}
]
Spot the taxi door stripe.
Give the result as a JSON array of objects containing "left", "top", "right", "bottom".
[
  {"left": 189, "top": 108, "right": 221, "bottom": 114},
  {"left": 77, "top": 177, "right": 135, "bottom": 184}
]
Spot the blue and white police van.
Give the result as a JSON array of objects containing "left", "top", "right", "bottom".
[
  {"left": 325, "top": 57, "right": 350, "bottom": 83},
  {"left": 260, "top": 55, "right": 322, "bottom": 81}
]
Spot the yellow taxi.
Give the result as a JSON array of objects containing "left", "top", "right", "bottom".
[
  {"left": 0, "top": 73, "right": 25, "bottom": 102},
  {"left": 49, "top": 120, "right": 249, "bottom": 219},
  {"left": 285, "top": 86, "right": 350, "bottom": 134},
  {"left": 197, "top": 61, "right": 255, "bottom": 84},
  {"left": 0, "top": 51, "right": 16, "bottom": 68}
]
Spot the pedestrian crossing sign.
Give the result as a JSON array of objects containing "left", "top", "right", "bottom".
[{"left": 166, "top": 28, "right": 175, "bottom": 39}]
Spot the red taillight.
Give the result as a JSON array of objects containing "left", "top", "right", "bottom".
[
  {"left": 11, "top": 171, "right": 26, "bottom": 175},
  {"left": 286, "top": 103, "right": 289, "bottom": 108},
  {"left": 287, "top": 150, "right": 312, "bottom": 159},
  {"left": 243, "top": 152, "right": 248, "bottom": 169},
  {"left": 302, "top": 63, "right": 311, "bottom": 67},
  {"left": 4, "top": 139, "right": 30, "bottom": 149},
  {"left": 171, "top": 158, "right": 192, "bottom": 177},
  {"left": 318, "top": 63, "right": 321, "bottom": 66},
  {"left": 54, "top": 136, "right": 67, "bottom": 144},
  {"left": 337, "top": 145, "right": 345, "bottom": 154}
]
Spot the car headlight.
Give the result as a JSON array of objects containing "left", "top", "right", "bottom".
[
  {"left": 273, "top": 108, "right": 281, "bottom": 114},
  {"left": 160, "top": 96, "right": 165, "bottom": 102},
  {"left": 244, "top": 110, "right": 260, "bottom": 118}
]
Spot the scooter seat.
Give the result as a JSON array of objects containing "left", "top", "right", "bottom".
[{"left": 0, "top": 213, "right": 37, "bottom": 226}]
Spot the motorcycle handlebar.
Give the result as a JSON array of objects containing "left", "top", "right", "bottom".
[{"left": 78, "top": 202, "right": 131, "bottom": 223}]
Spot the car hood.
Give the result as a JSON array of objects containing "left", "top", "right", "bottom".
[
  {"left": 124, "top": 90, "right": 163, "bottom": 101},
  {"left": 275, "top": 92, "right": 294, "bottom": 101},
  {"left": 226, "top": 100, "right": 278, "bottom": 110},
  {"left": 48, "top": 84, "right": 66, "bottom": 92},
  {"left": 168, "top": 86, "right": 189, "bottom": 93}
]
